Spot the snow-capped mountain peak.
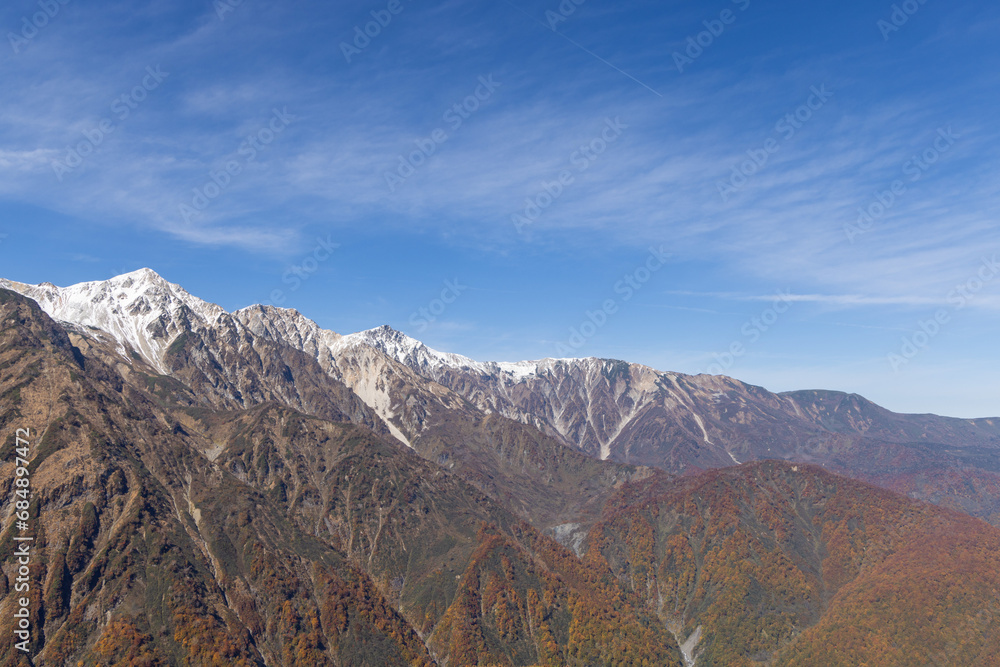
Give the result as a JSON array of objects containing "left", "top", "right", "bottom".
[
  {"left": 334, "top": 325, "right": 593, "bottom": 384},
  {"left": 334, "top": 325, "right": 482, "bottom": 372},
  {"left": 0, "top": 269, "right": 225, "bottom": 373},
  {"left": 1, "top": 268, "right": 589, "bottom": 385}
]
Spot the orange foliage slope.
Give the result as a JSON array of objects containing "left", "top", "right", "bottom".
[
  {"left": 587, "top": 460, "right": 1000, "bottom": 666},
  {"left": 432, "top": 523, "right": 684, "bottom": 666}
]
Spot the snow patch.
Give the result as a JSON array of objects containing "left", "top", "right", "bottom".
[{"left": 495, "top": 360, "right": 543, "bottom": 382}]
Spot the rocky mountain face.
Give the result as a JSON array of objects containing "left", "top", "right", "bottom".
[
  {"left": 1, "top": 273, "right": 655, "bottom": 540},
  {"left": 0, "top": 291, "right": 432, "bottom": 665},
  {"left": 0, "top": 289, "right": 684, "bottom": 666},
  {"left": 2, "top": 270, "right": 1000, "bottom": 666},
  {"left": 336, "top": 325, "right": 1000, "bottom": 526},
  {"left": 4, "top": 270, "right": 1000, "bottom": 529},
  {"left": 233, "top": 304, "right": 662, "bottom": 538}
]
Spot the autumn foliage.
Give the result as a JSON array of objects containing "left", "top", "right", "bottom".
[
  {"left": 431, "top": 523, "right": 684, "bottom": 666},
  {"left": 587, "top": 460, "right": 1000, "bottom": 666}
]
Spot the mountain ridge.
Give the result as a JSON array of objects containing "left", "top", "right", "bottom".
[
  {"left": 5, "top": 270, "right": 1000, "bottom": 531},
  {"left": 9, "top": 269, "right": 996, "bottom": 420},
  {"left": 2, "top": 274, "right": 663, "bottom": 544}
]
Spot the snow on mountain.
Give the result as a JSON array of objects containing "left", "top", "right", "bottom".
[
  {"left": 329, "top": 326, "right": 688, "bottom": 462},
  {"left": 333, "top": 325, "right": 480, "bottom": 370},
  {"left": 232, "top": 311, "right": 429, "bottom": 449},
  {"left": 235, "top": 303, "right": 344, "bottom": 362},
  {"left": 0, "top": 270, "right": 581, "bottom": 385},
  {"left": 0, "top": 269, "right": 224, "bottom": 374},
  {"left": 233, "top": 311, "right": 541, "bottom": 450},
  {"left": 333, "top": 324, "right": 580, "bottom": 384},
  {"left": 0, "top": 270, "right": 638, "bottom": 454},
  {"left": 7, "top": 269, "right": 1000, "bottom": 519}
]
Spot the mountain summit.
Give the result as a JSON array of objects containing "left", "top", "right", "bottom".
[
  {"left": 0, "top": 269, "right": 224, "bottom": 374},
  {"left": 335, "top": 324, "right": 550, "bottom": 382}
]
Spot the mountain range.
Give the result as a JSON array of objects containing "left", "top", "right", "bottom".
[{"left": 1, "top": 269, "right": 998, "bottom": 666}]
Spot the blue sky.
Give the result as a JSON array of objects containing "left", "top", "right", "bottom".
[{"left": 1, "top": 0, "right": 998, "bottom": 418}]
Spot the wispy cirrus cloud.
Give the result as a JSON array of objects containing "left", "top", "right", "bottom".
[
  {"left": 1, "top": 0, "right": 997, "bottom": 287},
  {"left": 665, "top": 291, "right": 1000, "bottom": 310}
]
